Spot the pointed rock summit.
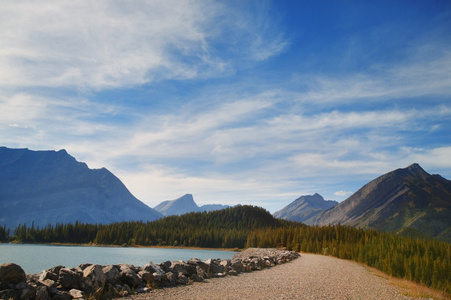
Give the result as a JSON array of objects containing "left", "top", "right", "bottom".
[
  {"left": 154, "top": 194, "right": 229, "bottom": 216},
  {"left": 154, "top": 194, "right": 198, "bottom": 216},
  {"left": 273, "top": 193, "right": 338, "bottom": 224},
  {"left": 0, "top": 147, "right": 163, "bottom": 229},
  {"left": 315, "top": 163, "right": 451, "bottom": 242}
]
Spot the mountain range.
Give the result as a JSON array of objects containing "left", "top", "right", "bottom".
[
  {"left": 1, "top": 146, "right": 450, "bottom": 243},
  {"left": 275, "top": 163, "right": 451, "bottom": 242},
  {"left": 153, "top": 193, "right": 229, "bottom": 216},
  {"left": 0, "top": 147, "right": 163, "bottom": 229}
]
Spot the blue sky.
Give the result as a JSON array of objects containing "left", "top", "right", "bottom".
[{"left": 1, "top": 0, "right": 450, "bottom": 212}]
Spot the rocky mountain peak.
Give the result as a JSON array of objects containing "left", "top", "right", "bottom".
[
  {"left": 314, "top": 163, "right": 451, "bottom": 242},
  {"left": 0, "top": 147, "right": 163, "bottom": 229},
  {"left": 273, "top": 193, "right": 338, "bottom": 224}
]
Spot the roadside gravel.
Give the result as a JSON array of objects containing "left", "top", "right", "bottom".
[{"left": 132, "top": 253, "right": 420, "bottom": 300}]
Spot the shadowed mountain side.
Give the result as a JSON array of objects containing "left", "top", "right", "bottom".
[
  {"left": 273, "top": 193, "right": 338, "bottom": 224},
  {"left": 0, "top": 147, "right": 163, "bottom": 229},
  {"left": 315, "top": 163, "right": 451, "bottom": 242}
]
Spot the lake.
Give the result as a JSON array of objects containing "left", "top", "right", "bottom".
[{"left": 0, "top": 243, "right": 235, "bottom": 274}]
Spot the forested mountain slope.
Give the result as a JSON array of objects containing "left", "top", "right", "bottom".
[{"left": 315, "top": 163, "right": 451, "bottom": 242}]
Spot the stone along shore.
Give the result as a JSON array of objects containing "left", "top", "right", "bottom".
[{"left": 0, "top": 248, "right": 299, "bottom": 299}]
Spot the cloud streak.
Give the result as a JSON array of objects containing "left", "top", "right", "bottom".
[
  {"left": 2, "top": 1, "right": 450, "bottom": 213},
  {"left": 0, "top": 0, "right": 287, "bottom": 90}
]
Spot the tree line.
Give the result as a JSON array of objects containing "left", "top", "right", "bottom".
[
  {"left": 246, "top": 225, "right": 450, "bottom": 294},
  {"left": 5, "top": 206, "right": 296, "bottom": 248},
  {"left": 1, "top": 206, "right": 449, "bottom": 294}
]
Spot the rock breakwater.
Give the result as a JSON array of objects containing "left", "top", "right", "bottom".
[{"left": 0, "top": 248, "right": 299, "bottom": 299}]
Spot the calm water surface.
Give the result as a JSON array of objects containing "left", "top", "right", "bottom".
[{"left": 0, "top": 244, "right": 235, "bottom": 274}]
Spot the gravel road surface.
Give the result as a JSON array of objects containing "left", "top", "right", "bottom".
[{"left": 132, "top": 253, "right": 420, "bottom": 300}]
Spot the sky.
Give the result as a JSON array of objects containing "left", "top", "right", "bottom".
[{"left": 1, "top": 0, "right": 451, "bottom": 213}]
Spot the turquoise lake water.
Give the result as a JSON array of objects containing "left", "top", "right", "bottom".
[{"left": 0, "top": 243, "right": 235, "bottom": 274}]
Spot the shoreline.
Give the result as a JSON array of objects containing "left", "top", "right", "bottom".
[
  {"left": 0, "top": 248, "right": 299, "bottom": 299},
  {"left": 5, "top": 241, "right": 239, "bottom": 252}
]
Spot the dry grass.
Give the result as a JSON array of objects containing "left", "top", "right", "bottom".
[{"left": 363, "top": 265, "right": 450, "bottom": 300}]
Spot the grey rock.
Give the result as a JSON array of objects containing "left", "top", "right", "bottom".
[
  {"left": 171, "top": 261, "right": 196, "bottom": 277},
  {"left": 0, "top": 263, "right": 26, "bottom": 284},
  {"left": 230, "top": 260, "right": 244, "bottom": 273},
  {"left": 52, "top": 290, "right": 72, "bottom": 300},
  {"left": 165, "top": 272, "right": 176, "bottom": 285},
  {"left": 138, "top": 270, "right": 154, "bottom": 286},
  {"left": 176, "top": 274, "right": 188, "bottom": 285},
  {"left": 69, "top": 289, "right": 84, "bottom": 299},
  {"left": 38, "top": 270, "right": 58, "bottom": 282},
  {"left": 196, "top": 266, "right": 209, "bottom": 279},
  {"left": 143, "top": 262, "right": 166, "bottom": 277},
  {"left": 135, "top": 286, "right": 152, "bottom": 294},
  {"left": 35, "top": 286, "right": 48, "bottom": 300},
  {"left": 189, "top": 274, "right": 204, "bottom": 282},
  {"left": 58, "top": 268, "right": 82, "bottom": 290},
  {"left": 203, "top": 258, "right": 224, "bottom": 274},
  {"left": 102, "top": 265, "right": 120, "bottom": 285},
  {"left": 83, "top": 264, "right": 105, "bottom": 289},
  {"left": 0, "top": 289, "right": 20, "bottom": 300},
  {"left": 20, "top": 287, "right": 36, "bottom": 300},
  {"left": 119, "top": 266, "right": 141, "bottom": 288},
  {"left": 157, "top": 261, "right": 171, "bottom": 273},
  {"left": 48, "top": 266, "right": 64, "bottom": 276}
]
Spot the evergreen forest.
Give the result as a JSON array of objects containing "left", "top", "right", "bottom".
[{"left": 1, "top": 205, "right": 450, "bottom": 294}]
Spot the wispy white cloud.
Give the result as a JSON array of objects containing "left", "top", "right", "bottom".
[
  {"left": 2, "top": 1, "right": 450, "bottom": 213},
  {"left": 300, "top": 51, "right": 451, "bottom": 104},
  {"left": 0, "top": 0, "right": 287, "bottom": 90}
]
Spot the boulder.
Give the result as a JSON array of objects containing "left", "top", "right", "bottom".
[
  {"left": 52, "top": 290, "right": 72, "bottom": 300},
  {"left": 203, "top": 259, "right": 224, "bottom": 274},
  {"left": 39, "top": 279, "right": 58, "bottom": 295},
  {"left": 69, "top": 288, "right": 84, "bottom": 299},
  {"left": 170, "top": 261, "right": 196, "bottom": 277},
  {"left": 187, "top": 258, "right": 202, "bottom": 265},
  {"left": 189, "top": 274, "right": 204, "bottom": 282},
  {"left": 157, "top": 261, "right": 171, "bottom": 273},
  {"left": 138, "top": 270, "right": 154, "bottom": 287},
  {"left": 176, "top": 274, "right": 188, "bottom": 285},
  {"left": 38, "top": 270, "right": 58, "bottom": 282},
  {"left": 19, "top": 285, "right": 36, "bottom": 300},
  {"left": 0, "top": 289, "right": 20, "bottom": 300},
  {"left": 83, "top": 264, "right": 105, "bottom": 289},
  {"left": 0, "top": 263, "right": 26, "bottom": 284},
  {"left": 57, "top": 268, "right": 82, "bottom": 290},
  {"left": 144, "top": 262, "right": 166, "bottom": 277},
  {"left": 165, "top": 272, "right": 176, "bottom": 285},
  {"left": 35, "top": 286, "right": 48, "bottom": 300},
  {"left": 48, "top": 265, "right": 65, "bottom": 275},
  {"left": 102, "top": 265, "right": 120, "bottom": 285},
  {"left": 196, "top": 266, "right": 209, "bottom": 279},
  {"left": 230, "top": 259, "right": 244, "bottom": 273},
  {"left": 77, "top": 263, "right": 92, "bottom": 270},
  {"left": 119, "top": 265, "right": 141, "bottom": 288}
]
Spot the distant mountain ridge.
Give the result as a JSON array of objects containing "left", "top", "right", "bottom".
[
  {"left": 273, "top": 193, "right": 338, "bottom": 224},
  {"left": 0, "top": 147, "right": 163, "bottom": 229},
  {"left": 153, "top": 194, "right": 229, "bottom": 216},
  {"left": 315, "top": 163, "right": 451, "bottom": 242}
]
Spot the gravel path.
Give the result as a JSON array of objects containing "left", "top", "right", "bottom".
[{"left": 132, "top": 253, "right": 418, "bottom": 300}]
